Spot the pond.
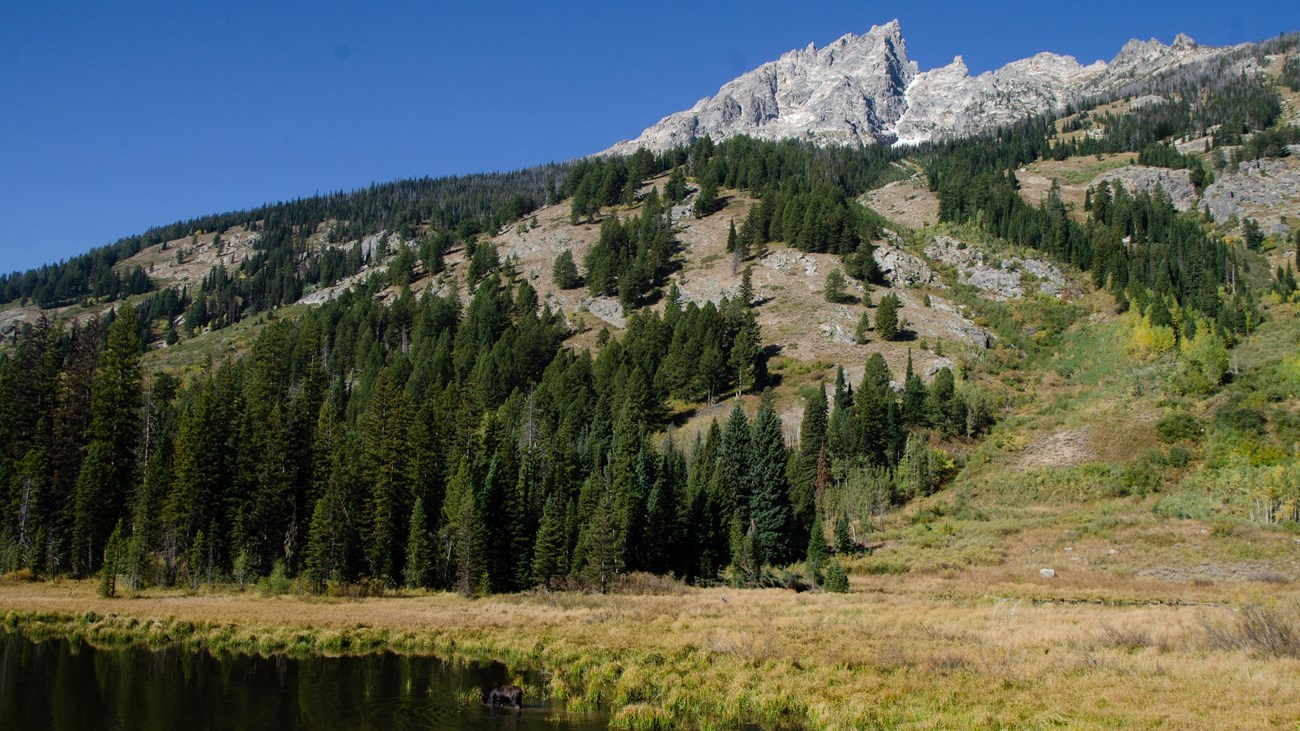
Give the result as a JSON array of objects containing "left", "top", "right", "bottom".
[{"left": 0, "top": 631, "right": 609, "bottom": 730}]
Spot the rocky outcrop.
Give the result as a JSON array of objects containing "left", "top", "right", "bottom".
[
  {"left": 1096, "top": 166, "right": 1198, "bottom": 210},
  {"left": 875, "top": 239, "right": 938, "bottom": 286},
  {"left": 1202, "top": 158, "right": 1300, "bottom": 234},
  {"left": 925, "top": 236, "right": 1066, "bottom": 301},
  {"left": 605, "top": 21, "right": 917, "bottom": 155},
  {"left": 602, "top": 23, "right": 1239, "bottom": 155}
]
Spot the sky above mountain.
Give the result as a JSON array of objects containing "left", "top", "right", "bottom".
[{"left": 1, "top": 0, "right": 1296, "bottom": 272}]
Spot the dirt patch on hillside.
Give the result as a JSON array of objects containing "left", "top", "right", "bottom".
[
  {"left": 862, "top": 176, "right": 939, "bottom": 230},
  {"left": 1015, "top": 427, "right": 1097, "bottom": 469},
  {"left": 1017, "top": 154, "right": 1137, "bottom": 217}
]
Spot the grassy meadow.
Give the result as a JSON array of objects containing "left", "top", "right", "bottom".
[{"left": 4, "top": 496, "right": 1299, "bottom": 731}]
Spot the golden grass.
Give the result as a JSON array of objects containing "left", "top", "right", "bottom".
[{"left": 3, "top": 572, "right": 1298, "bottom": 730}]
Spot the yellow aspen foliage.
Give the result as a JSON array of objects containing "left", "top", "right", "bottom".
[{"left": 1128, "top": 313, "right": 1176, "bottom": 358}]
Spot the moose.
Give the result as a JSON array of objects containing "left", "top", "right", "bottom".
[{"left": 485, "top": 683, "right": 523, "bottom": 709}]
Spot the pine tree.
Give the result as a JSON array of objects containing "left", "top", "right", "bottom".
[
  {"left": 749, "top": 392, "right": 793, "bottom": 566},
  {"left": 824, "top": 269, "right": 847, "bottom": 303},
  {"left": 665, "top": 166, "right": 687, "bottom": 204},
  {"left": 902, "top": 351, "right": 928, "bottom": 428},
  {"left": 98, "top": 519, "right": 124, "bottom": 598},
  {"left": 730, "top": 326, "right": 758, "bottom": 395},
  {"left": 304, "top": 470, "right": 351, "bottom": 593},
  {"left": 798, "top": 383, "right": 828, "bottom": 461},
  {"left": 582, "top": 489, "right": 621, "bottom": 592},
  {"left": 805, "top": 512, "right": 828, "bottom": 581},
  {"left": 441, "top": 460, "right": 483, "bottom": 597},
  {"left": 834, "top": 511, "right": 854, "bottom": 554},
  {"left": 693, "top": 176, "right": 719, "bottom": 219},
  {"left": 363, "top": 369, "right": 411, "bottom": 584},
  {"left": 531, "top": 492, "right": 567, "bottom": 587},
  {"left": 719, "top": 404, "right": 752, "bottom": 527},
  {"left": 697, "top": 342, "right": 726, "bottom": 405},
  {"left": 857, "top": 353, "right": 897, "bottom": 466},
  {"left": 739, "top": 266, "right": 754, "bottom": 306},
  {"left": 644, "top": 441, "right": 683, "bottom": 574},
  {"left": 855, "top": 311, "right": 871, "bottom": 344},
  {"left": 404, "top": 496, "right": 433, "bottom": 589},
  {"left": 734, "top": 237, "right": 751, "bottom": 278},
  {"left": 823, "top": 558, "right": 849, "bottom": 593},
  {"left": 727, "top": 220, "right": 739, "bottom": 253},
  {"left": 926, "top": 366, "right": 957, "bottom": 434},
  {"left": 73, "top": 303, "right": 142, "bottom": 575},
  {"left": 876, "top": 293, "right": 900, "bottom": 341},
  {"left": 552, "top": 249, "right": 580, "bottom": 289}
]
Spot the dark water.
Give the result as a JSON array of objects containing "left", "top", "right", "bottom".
[{"left": 0, "top": 632, "right": 609, "bottom": 730}]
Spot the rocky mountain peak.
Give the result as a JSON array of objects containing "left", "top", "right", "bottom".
[
  {"left": 602, "top": 20, "right": 917, "bottom": 156},
  {"left": 600, "top": 24, "right": 1234, "bottom": 155}
]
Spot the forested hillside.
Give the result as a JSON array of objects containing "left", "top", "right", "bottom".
[{"left": 1, "top": 34, "right": 1298, "bottom": 597}]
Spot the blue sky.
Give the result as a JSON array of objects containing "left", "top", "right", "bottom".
[{"left": 2, "top": 1, "right": 1296, "bottom": 273}]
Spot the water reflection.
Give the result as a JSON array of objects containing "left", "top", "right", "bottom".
[{"left": 0, "top": 632, "right": 608, "bottom": 730}]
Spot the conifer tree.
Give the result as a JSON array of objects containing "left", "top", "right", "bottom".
[
  {"left": 901, "top": 351, "right": 928, "bottom": 428},
  {"left": 644, "top": 440, "right": 683, "bottom": 574},
  {"left": 552, "top": 250, "right": 580, "bottom": 290},
  {"left": 73, "top": 303, "right": 142, "bottom": 575},
  {"left": 799, "top": 383, "right": 829, "bottom": 462},
  {"left": 834, "top": 511, "right": 854, "bottom": 554},
  {"left": 693, "top": 176, "right": 720, "bottom": 218},
  {"left": 98, "top": 519, "right": 125, "bottom": 598},
  {"left": 855, "top": 311, "right": 871, "bottom": 344},
  {"left": 739, "top": 266, "right": 754, "bottom": 306},
  {"left": 926, "top": 366, "right": 958, "bottom": 434},
  {"left": 806, "top": 512, "right": 828, "bottom": 581},
  {"left": 876, "top": 293, "right": 900, "bottom": 341},
  {"left": 719, "top": 404, "right": 752, "bottom": 527},
  {"left": 824, "top": 269, "right": 847, "bottom": 303},
  {"left": 665, "top": 166, "right": 687, "bottom": 204},
  {"left": 749, "top": 393, "right": 792, "bottom": 566},
  {"left": 824, "top": 558, "right": 849, "bottom": 593},
  {"left": 730, "top": 327, "right": 758, "bottom": 395},
  {"left": 697, "top": 343, "right": 726, "bottom": 405},
  {"left": 304, "top": 474, "right": 350, "bottom": 593},
  {"left": 363, "top": 369, "right": 411, "bottom": 583},
  {"left": 164, "top": 371, "right": 234, "bottom": 579},
  {"left": 441, "top": 460, "right": 484, "bottom": 597},
  {"left": 404, "top": 496, "right": 433, "bottom": 589},
  {"left": 531, "top": 492, "right": 567, "bottom": 587},
  {"left": 733, "top": 228, "right": 751, "bottom": 274},
  {"left": 581, "top": 489, "right": 621, "bottom": 592},
  {"left": 857, "top": 353, "right": 896, "bottom": 465}
]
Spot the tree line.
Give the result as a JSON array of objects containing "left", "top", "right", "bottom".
[
  {"left": 2, "top": 165, "right": 568, "bottom": 311},
  {"left": 0, "top": 250, "right": 986, "bottom": 593}
]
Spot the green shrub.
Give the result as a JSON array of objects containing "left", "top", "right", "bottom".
[
  {"left": 859, "top": 558, "right": 909, "bottom": 575},
  {"left": 1156, "top": 411, "right": 1201, "bottom": 443},
  {"left": 1153, "top": 492, "right": 1222, "bottom": 521},
  {"left": 1214, "top": 404, "right": 1267, "bottom": 436},
  {"left": 824, "top": 559, "right": 849, "bottom": 593},
  {"left": 258, "top": 560, "right": 294, "bottom": 596}
]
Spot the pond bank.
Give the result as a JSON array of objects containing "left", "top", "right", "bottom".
[{"left": 2, "top": 578, "right": 1298, "bottom": 729}]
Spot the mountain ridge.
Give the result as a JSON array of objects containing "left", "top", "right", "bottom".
[{"left": 602, "top": 20, "right": 1248, "bottom": 154}]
